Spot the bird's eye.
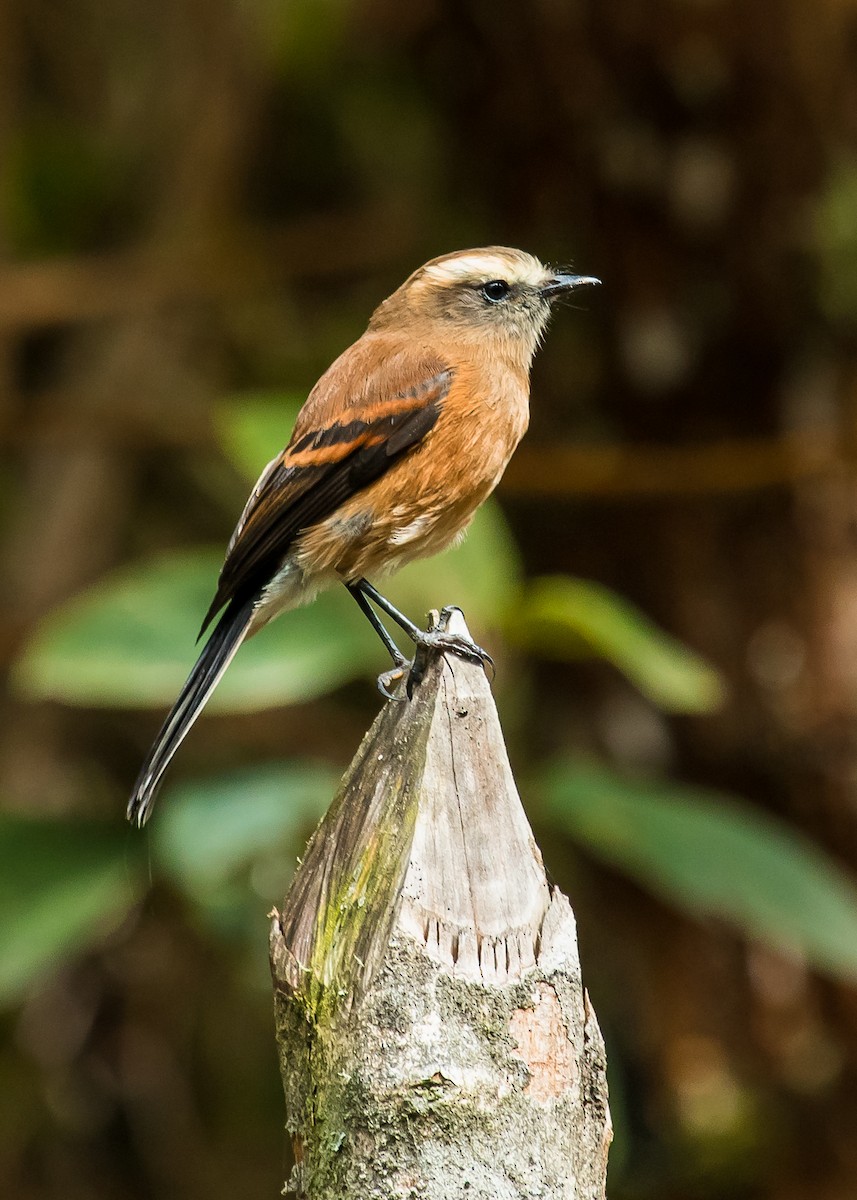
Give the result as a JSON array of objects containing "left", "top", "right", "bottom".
[{"left": 479, "top": 279, "right": 510, "bottom": 303}]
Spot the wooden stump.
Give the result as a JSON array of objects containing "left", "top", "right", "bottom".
[{"left": 270, "top": 609, "right": 611, "bottom": 1199}]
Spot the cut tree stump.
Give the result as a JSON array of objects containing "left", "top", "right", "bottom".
[{"left": 270, "top": 608, "right": 611, "bottom": 1199}]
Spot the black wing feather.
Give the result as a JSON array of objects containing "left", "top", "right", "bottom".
[{"left": 199, "top": 371, "right": 450, "bottom": 636}]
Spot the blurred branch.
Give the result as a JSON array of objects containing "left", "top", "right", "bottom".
[
  {"left": 3, "top": 413, "right": 844, "bottom": 500},
  {"left": 502, "top": 429, "right": 841, "bottom": 497},
  {"left": 0, "top": 206, "right": 413, "bottom": 332}
]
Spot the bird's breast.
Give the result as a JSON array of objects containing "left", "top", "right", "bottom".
[{"left": 293, "top": 364, "right": 529, "bottom": 582}]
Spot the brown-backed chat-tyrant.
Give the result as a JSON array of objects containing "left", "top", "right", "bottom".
[{"left": 128, "top": 247, "right": 600, "bottom": 825}]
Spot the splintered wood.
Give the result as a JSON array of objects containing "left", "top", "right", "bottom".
[
  {"left": 270, "top": 610, "right": 611, "bottom": 1200},
  {"left": 398, "top": 633, "right": 549, "bottom": 983}
]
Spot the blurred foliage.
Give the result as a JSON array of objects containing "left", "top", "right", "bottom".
[
  {"left": 541, "top": 761, "right": 857, "bottom": 981},
  {"left": 153, "top": 761, "right": 339, "bottom": 961},
  {"left": 154, "top": 762, "right": 337, "bottom": 898},
  {"left": 816, "top": 156, "right": 857, "bottom": 323},
  {"left": 4, "top": 0, "right": 857, "bottom": 1197},
  {"left": 4, "top": 117, "right": 133, "bottom": 256},
  {"left": 215, "top": 392, "right": 305, "bottom": 478},
  {"left": 12, "top": 550, "right": 382, "bottom": 710},
  {"left": 0, "top": 761, "right": 338, "bottom": 1005},
  {"left": 0, "top": 817, "right": 140, "bottom": 1006},
  {"left": 518, "top": 575, "right": 726, "bottom": 714}
]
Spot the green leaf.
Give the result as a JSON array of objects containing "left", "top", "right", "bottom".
[
  {"left": 215, "top": 393, "right": 303, "bottom": 482},
  {"left": 153, "top": 763, "right": 338, "bottom": 952},
  {"left": 12, "top": 550, "right": 380, "bottom": 711},
  {"left": 0, "top": 817, "right": 141, "bottom": 1006},
  {"left": 542, "top": 761, "right": 857, "bottom": 980},
  {"left": 154, "top": 761, "right": 337, "bottom": 892},
  {"left": 518, "top": 575, "right": 725, "bottom": 713}
]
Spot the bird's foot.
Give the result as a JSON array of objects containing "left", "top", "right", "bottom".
[
  {"left": 430, "top": 605, "right": 495, "bottom": 680},
  {"left": 407, "top": 630, "right": 493, "bottom": 695},
  {"left": 375, "top": 607, "right": 494, "bottom": 700}
]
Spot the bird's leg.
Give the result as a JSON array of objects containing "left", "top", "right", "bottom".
[
  {"left": 351, "top": 579, "right": 493, "bottom": 698},
  {"left": 346, "top": 582, "right": 409, "bottom": 699},
  {"left": 346, "top": 581, "right": 406, "bottom": 663}
]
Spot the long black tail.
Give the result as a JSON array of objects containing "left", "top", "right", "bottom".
[{"left": 127, "top": 595, "right": 257, "bottom": 827}]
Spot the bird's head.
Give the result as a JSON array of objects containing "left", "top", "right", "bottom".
[{"left": 369, "top": 246, "right": 600, "bottom": 366}]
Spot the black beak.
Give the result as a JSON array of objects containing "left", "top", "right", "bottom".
[{"left": 540, "top": 273, "right": 601, "bottom": 300}]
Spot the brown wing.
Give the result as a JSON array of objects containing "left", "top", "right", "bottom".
[{"left": 199, "top": 348, "right": 453, "bottom": 635}]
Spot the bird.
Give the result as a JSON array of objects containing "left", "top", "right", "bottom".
[{"left": 127, "top": 247, "right": 600, "bottom": 825}]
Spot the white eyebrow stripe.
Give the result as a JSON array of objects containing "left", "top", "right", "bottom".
[{"left": 422, "top": 253, "right": 548, "bottom": 288}]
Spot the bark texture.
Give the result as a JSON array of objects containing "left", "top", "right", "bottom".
[{"left": 270, "top": 610, "right": 611, "bottom": 1199}]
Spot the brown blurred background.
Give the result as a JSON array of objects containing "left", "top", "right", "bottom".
[{"left": 5, "top": 1, "right": 857, "bottom": 1197}]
